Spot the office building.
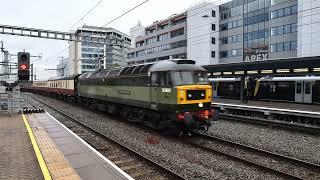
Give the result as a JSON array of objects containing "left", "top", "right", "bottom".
[
  {"left": 56, "top": 57, "right": 72, "bottom": 77},
  {"left": 69, "top": 25, "right": 131, "bottom": 74},
  {"left": 128, "top": 0, "right": 320, "bottom": 65},
  {"left": 127, "top": 2, "right": 219, "bottom": 65}
]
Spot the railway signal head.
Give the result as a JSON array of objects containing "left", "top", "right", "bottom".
[{"left": 18, "top": 52, "right": 30, "bottom": 81}]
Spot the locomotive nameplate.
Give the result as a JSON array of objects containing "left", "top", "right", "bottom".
[
  {"left": 118, "top": 90, "right": 131, "bottom": 95},
  {"left": 162, "top": 88, "right": 171, "bottom": 93}
]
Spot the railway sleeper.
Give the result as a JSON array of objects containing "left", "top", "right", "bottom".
[
  {"left": 121, "top": 164, "right": 144, "bottom": 172},
  {"left": 129, "top": 170, "right": 154, "bottom": 179},
  {"left": 113, "top": 158, "right": 136, "bottom": 167}
]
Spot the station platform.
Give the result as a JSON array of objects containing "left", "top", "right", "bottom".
[
  {"left": 0, "top": 113, "right": 133, "bottom": 180},
  {"left": 213, "top": 98, "right": 320, "bottom": 114}
]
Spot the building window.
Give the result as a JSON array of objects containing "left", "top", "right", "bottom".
[
  {"left": 277, "top": 8, "right": 284, "bottom": 17},
  {"left": 219, "top": 49, "right": 241, "bottom": 58},
  {"left": 212, "top": 24, "right": 216, "bottom": 31},
  {"left": 159, "top": 24, "right": 169, "bottom": 30},
  {"left": 277, "top": 26, "right": 284, "bottom": 35},
  {"left": 284, "top": 42, "right": 291, "bottom": 51},
  {"left": 219, "top": 19, "right": 241, "bottom": 31},
  {"left": 158, "top": 33, "right": 169, "bottom": 41},
  {"left": 171, "top": 40, "right": 187, "bottom": 49},
  {"left": 276, "top": 43, "right": 284, "bottom": 52},
  {"left": 211, "top": 51, "right": 215, "bottom": 58},
  {"left": 270, "top": 41, "right": 297, "bottom": 52},
  {"left": 291, "top": 41, "right": 297, "bottom": 50},
  {"left": 171, "top": 28, "right": 184, "bottom": 38},
  {"left": 270, "top": 5, "right": 298, "bottom": 20},
  {"left": 212, "top": 10, "right": 216, "bottom": 17},
  {"left": 270, "top": 27, "right": 277, "bottom": 36},
  {"left": 212, "top": 37, "right": 216, "bottom": 44},
  {"left": 270, "top": 23, "right": 297, "bottom": 36},
  {"left": 244, "top": 29, "right": 268, "bottom": 41},
  {"left": 285, "top": 7, "right": 292, "bottom": 16},
  {"left": 172, "top": 17, "right": 186, "bottom": 26},
  {"left": 136, "top": 41, "right": 144, "bottom": 47},
  {"left": 219, "top": 34, "right": 241, "bottom": 45},
  {"left": 270, "top": 44, "right": 276, "bottom": 52},
  {"left": 146, "top": 37, "right": 157, "bottom": 45}
]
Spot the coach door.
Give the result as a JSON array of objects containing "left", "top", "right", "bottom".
[
  {"left": 295, "top": 82, "right": 303, "bottom": 103},
  {"left": 303, "top": 82, "right": 312, "bottom": 103},
  {"left": 212, "top": 82, "right": 218, "bottom": 97},
  {"left": 295, "top": 81, "right": 312, "bottom": 103}
]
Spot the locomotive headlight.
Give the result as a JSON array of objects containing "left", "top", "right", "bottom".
[
  {"left": 198, "top": 103, "right": 203, "bottom": 107},
  {"left": 188, "top": 94, "right": 192, "bottom": 97},
  {"left": 201, "top": 93, "right": 205, "bottom": 97}
]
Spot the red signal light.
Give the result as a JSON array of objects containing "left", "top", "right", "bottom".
[{"left": 20, "top": 64, "right": 28, "bottom": 70}]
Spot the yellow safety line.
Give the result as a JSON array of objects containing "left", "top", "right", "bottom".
[{"left": 22, "top": 114, "right": 52, "bottom": 180}]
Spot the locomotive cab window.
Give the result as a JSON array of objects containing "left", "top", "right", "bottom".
[{"left": 171, "top": 71, "right": 208, "bottom": 86}]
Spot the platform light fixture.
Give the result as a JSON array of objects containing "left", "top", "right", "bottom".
[
  {"left": 293, "top": 68, "right": 308, "bottom": 72},
  {"left": 313, "top": 68, "right": 320, "bottom": 72},
  {"left": 234, "top": 71, "right": 244, "bottom": 75},
  {"left": 261, "top": 70, "right": 273, "bottom": 74},
  {"left": 277, "top": 69, "right": 290, "bottom": 73},
  {"left": 247, "top": 70, "right": 258, "bottom": 74},
  {"left": 223, "top": 72, "right": 232, "bottom": 75}
]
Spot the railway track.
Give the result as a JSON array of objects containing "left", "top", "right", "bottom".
[
  {"left": 31, "top": 96, "right": 185, "bottom": 180},
  {"left": 213, "top": 103, "right": 320, "bottom": 134},
  {"left": 185, "top": 132, "right": 320, "bottom": 180},
  {"left": 219, "top": 112, "right": 320, "bottom": 134}
]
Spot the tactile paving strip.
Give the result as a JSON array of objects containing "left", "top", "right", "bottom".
[
  {"left": 27, "top": 114, "right": 81, "bottom": 180},
  {"left": 0, "top": 115, "right": 43, "bottom": 180}
]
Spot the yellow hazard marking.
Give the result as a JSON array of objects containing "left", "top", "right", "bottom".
[{"left": 22, "top": 114, "right": 52, "bottom": 180}]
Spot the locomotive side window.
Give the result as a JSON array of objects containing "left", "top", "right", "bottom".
[
  {"left": 151, "top": 72, "right": 158, "bottom": 86},
  {"left": 151, "top": 72, "right": 171, "bottom": 87},
  {"left": 159, "top": 72, "right": 167, "bottom": 87}
]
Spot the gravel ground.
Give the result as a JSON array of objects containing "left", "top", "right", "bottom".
[
  {"left": 30, "top": 94, "right": 285, "bottom": 179},
  {"left": 208, "top": 119, "right": 320, "bottom": 165}
]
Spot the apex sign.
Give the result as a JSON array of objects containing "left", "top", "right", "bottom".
[{"left": 244, "top": 46, "right": 268, "bottom": 62}]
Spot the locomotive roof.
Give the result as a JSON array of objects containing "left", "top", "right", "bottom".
[
  {"left": 148, "top": 60, "right": 206, "bottom": 72},
  {"left": 49, "top": 74, "right": 80, "bottom": 81},
  {"left": 79, "top": 59, "right": 206, "bottom": 80}
]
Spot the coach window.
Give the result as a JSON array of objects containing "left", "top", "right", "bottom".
[
  {"left": 296, "top": 83, "right": 302, "bottom": 93},
  {"left": 305, "top": 83, "right": 310, "bottom": 94}
]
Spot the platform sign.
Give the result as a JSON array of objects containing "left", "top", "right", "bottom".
[{"left": 244, "top": 46, "right": 268, "bottom": 62}]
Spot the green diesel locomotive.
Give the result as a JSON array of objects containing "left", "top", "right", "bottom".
[{"left": 77, "top": 59, "right": 214, "bottom": 133}]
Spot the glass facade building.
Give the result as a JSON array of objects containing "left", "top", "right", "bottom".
[
  {"left": 219, "top": 0, "right": 298, "bottom": 63},
  {"left": 69, "top": 26, "right": 131, "bottom": 74}
]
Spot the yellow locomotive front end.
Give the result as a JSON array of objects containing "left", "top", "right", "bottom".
[{"left": 171, "top": 71, "right": 215, "bottom": 131}]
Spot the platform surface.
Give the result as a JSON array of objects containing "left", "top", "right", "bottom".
[
  {"left": 213, "top": 98, "right": 320, "bottom": 113},
  {"left": 0, "top": 115, "right": 43, "bottom": 180},
  {"left": 28, "top": 112, "right": 132, "bottom": 180}
]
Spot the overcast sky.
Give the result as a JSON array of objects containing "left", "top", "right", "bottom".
[{"left": 0, "top": 0, "right": 214, "bottom": 80}]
